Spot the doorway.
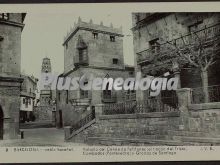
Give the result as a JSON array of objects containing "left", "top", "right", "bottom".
[
  {"left": 59, "top": 110, "right": 63, "bottom": 128},
  {"left": 0, "top": 105, "right": 4, "bottom": 140}
]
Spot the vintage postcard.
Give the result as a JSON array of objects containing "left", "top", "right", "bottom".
[{"left": 0, "top": 2, "right": 220, "bottom": 163}]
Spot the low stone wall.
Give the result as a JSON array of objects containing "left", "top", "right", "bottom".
[
  {"left": 66, "top": 89, "right": 220, "bottom": 145},
  {"left": 66, "top": 111, "right": 181, "bottom": 143},
  {"left": 188, "top": 102, "right": 220, "bottom": 136}
]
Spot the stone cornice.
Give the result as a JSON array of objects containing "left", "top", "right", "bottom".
[
  {"left": 63, "top": 65, "right": 126, "bottom": 77},
  {"left": 0, "top": 20, "right": 25, "bottom": 30},
  {"left": 63, "top": 26, "right": 124, "bottom": 45}
]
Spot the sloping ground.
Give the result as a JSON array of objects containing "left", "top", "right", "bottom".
[{"left": 0, "top": 128, "right": 87, "bottom": 147}]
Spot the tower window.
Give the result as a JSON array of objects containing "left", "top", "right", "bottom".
[
  {"left": 0, "top": 13, "right": 9, "bottom": 20},
  {"left": 110, "top": 36, "right": 115, "bottom": 42},
  {"left": 80, "top": 81, "right": 89, "bottom": 98},
  {"left": 113, "top": 58, "right": 119, "bottom": 64},
  {"left": 149, "top": 38, "right": 160, "bottom": 54},
  {"left": 93, "top": 32, "right": 98, "bottom": 39}
]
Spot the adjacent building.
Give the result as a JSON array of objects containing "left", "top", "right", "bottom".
[
  {"left": 20, "top": 74, "right": 38, "bottom": 123},
  {"left": 0, "top": 13, "right": 26, "bottom": 139},
  {"left": 132, "top": 13, "right": 220, "bottom": 104},
  {"left": 56, "top": 18, "right": 135, "bottom": 127}
]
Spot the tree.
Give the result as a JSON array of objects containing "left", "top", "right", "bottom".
[{"left": 166, "top": 23, "right": 220, "bottom": 102}]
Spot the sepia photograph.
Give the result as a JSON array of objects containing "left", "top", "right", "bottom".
[{"left": 0, "top": 2, "right": 220, "bottom": 162}]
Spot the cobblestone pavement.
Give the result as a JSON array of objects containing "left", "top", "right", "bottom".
[{"left": 0, "top": 128, "right": 87, "bottom": 146}]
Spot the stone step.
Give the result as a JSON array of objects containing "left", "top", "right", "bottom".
[{"left": 87, "top": 136, "right": 186, "bottom": 146}]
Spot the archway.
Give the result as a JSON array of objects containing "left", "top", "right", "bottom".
[{"left": 0, "top": 105, "right": 3, "bottom": 140}]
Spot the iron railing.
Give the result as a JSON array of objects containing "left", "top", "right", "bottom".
[
  {"left": 192, "top": 85, "right": 220, "bottom": 104},
  {"left": 136, "top": 96, "right": 178, "bottom": 113},
  {"left": 70, "top": 108, "right": 95, "bottom": 134},
  {"left": 102, "top": 94, "right": 178, "bottom": 115},
  {"left": 137, "top": 23, "right": 220, "bottom": 64},
  {"left": 102, "top": 101, "right": 136, "bottom": 115}
]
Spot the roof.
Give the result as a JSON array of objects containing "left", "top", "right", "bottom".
[{"left": 63, "top": 19, "right": 123, "bottom": 45}]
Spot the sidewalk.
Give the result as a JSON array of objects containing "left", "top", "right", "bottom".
[{"left": 0, "top": 128, "right": 87, "bottom": 147}]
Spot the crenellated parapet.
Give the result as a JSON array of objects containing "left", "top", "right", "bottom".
[{"left": 63, "top": 17, "right": 123, "bottom": 45}]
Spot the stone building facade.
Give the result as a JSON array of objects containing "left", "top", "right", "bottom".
[
  {"left": 56, "top": 18, "right": 135, "bottom": 127},
  {"left": 20, "top": 74, "right": 38, "bottom": 123},
  {"left": 0, "top": 13, "right": 26, "bottom": 139},
  {"left": 132, "top": 13, "right": 220, "bottom": 103}
]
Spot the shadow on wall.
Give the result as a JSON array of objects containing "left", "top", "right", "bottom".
[
  {"left": 0, "top": 105, "right": 4, "bottom": 140},
  {"left": 56, "top": 104, "right": 81, "bottom": 128}
]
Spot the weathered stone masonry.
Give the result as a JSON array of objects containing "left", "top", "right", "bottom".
[{"left": 0, "top": 13, "right": 26, "bottom": 139}]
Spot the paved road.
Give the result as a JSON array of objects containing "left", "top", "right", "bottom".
[{"left": 0, "top": 128, "right": 87, "bottom": 147}]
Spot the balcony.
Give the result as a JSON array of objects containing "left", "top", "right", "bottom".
[
  {"left": 74, "top": 55, "right": 88, "bottom": 67},
  {"left": 137, "top": 23, "right": 220, "bottom": 65},
  {"left": 102, "top": 92, "right": 117, "bottom": 103}
]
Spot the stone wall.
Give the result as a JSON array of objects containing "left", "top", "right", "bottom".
[
  {"left": 65, "top": 111, "right": 181, "bottom": 144},
  {"left": 65, "top": 88, "right": 220, "bottom": 145},
  {"left": 0, "top": 13, "right": 25, "bottom": 139},
  {"left": 188, "top": 102, "right": 220, "bottom": 136},
  {"left": 33, "top": 106, "right": 53, "bottom": 122}
]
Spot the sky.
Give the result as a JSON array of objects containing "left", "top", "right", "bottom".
[{"left": 21, "top": 10, "right": 134, "bottom": 79}]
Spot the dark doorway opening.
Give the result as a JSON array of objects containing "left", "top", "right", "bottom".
[
  {"left": 0, "top": 105, "right": 4, "bottom": 140},
  {"left": 59, "top": 110, "right": 63, "bottom": 128}
]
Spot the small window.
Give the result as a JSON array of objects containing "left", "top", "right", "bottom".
[
  {"left": 110, "top": 36, "right": 115, "bottom": 42},
  {"left": 149, "top": 38, "right": 160, "bottom": 54},
  {"left": 80, "top": 89, "right": 89, "bottom": 99},
  {"left": 0, "top": 13, "right": 9, "bottom": 20},
  {"left": 93, "top": 32, "right": 98, "bottom": 39},
  {"left": 112, "top": 58, "right": 118, "bottom": 64},
  {"left": 129, "top": 71, "right": 134, "bottom": 76},
  {"left": 135, "top": 14, "right": 140, "bottom": 23}
]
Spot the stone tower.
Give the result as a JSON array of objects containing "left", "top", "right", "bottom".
[
  {"left": 56, "top": 17, "right": 134, "bottom": 128},
  {"left": 40, "top": 57, "right": 52, "bottom": 106},
  {"left": 63, "top": 17, "right": 124, "bottom": 73},
  {"left": 0, "top": 13, "right": 26, "bottom": 139},
  {"left": 41, "top": 57, "right": 51, "bottom": 73}
]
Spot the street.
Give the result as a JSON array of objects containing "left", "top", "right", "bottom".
[{"left": 0, "top": 128, "right": 86, "bottom": 146}]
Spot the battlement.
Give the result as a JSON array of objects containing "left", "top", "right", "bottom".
[{"left": 63, "top": 17, "right": 123, "bottom": 45}]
